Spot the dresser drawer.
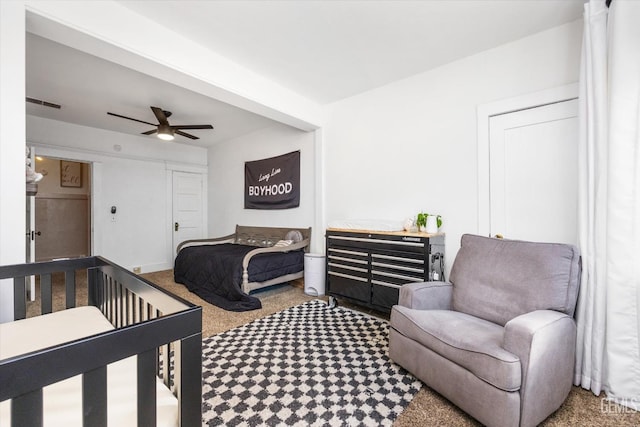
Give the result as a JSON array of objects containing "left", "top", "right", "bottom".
[
  {"left": 327, "top": 234, "right": 426, "bottom": 254},
  {"left": 371, "top": 280, "right": 401, "bottom": 308},
  {"left": 327, "top": 271, "right": 370, "bottom": 302}
]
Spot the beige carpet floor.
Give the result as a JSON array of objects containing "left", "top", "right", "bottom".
[{"left": 26, "top": 269, "right": 640, "bottom": 426}]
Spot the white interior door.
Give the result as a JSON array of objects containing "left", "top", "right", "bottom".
[
  {"left": 489, "top": 99, "right": 579, "bottom": 245},
  {"left": 172, "top": 171, "right": 204, "bottom": 253}
]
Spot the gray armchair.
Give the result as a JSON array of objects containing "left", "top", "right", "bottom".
[{"left": 389, "top": 234, "right": 581, "bottom": 427}]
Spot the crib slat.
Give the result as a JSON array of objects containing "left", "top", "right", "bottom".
[
  {"left": 87, "top": 267, "right": 100, "bottom": 308},
  {"left": 125, "top": 289, "right": 131, "bottom": 326},
  {"left": 137, "top": 295, "right": 143, "bottom": 323},
  {"left": 114, "top": 281, "right": 120, "bottom": 327},
  {"left": 178, "top": 333, "right": 203, "bottom": 427},
  {"left": 11, "top": 388, "right": 43, "bottom": 427},
  {"left": 107, "top": 277, "right": 114, "bottom": 324},
  {"left": 65, "top": 270, "right": 76, "bottom": 308},
  {"left": 114, "top": 281, "right": 119, "bottom": 327},
  {"left": 13, "top": 277, "right": 26, "bottom": 320},
  {"left": 83, "top": 366, "right": 107, "bottom": 427},
  {"left": 138, "top": 349, "right": 157, "bottom": 427},
  {"left": 41, "top": 274, "right": 52, "bottom": 314},
  {"left": 161, "top": 343, "right": 170, "bottom": 389},
  {"left": 118, "top": 282, "right": 124, "bottom": 328}
]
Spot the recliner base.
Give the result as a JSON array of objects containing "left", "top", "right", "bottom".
[{"left": 389, "top": 327, "right": 521, "bottom": 427}]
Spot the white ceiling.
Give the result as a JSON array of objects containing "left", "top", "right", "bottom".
[
  {"left": 26, "top": 0, "right": 586, "bottom": 146},
  {"left": 26, "top": 34, "right": 279, "bottom": 147}
]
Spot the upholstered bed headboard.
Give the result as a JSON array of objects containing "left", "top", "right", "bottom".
[{"left": 234, "top": 225, "right": 312, "bottom": 250}]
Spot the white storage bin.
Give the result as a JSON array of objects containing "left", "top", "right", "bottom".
[{"left": 304, "top": 253, "right": 326, "bottom": 296}]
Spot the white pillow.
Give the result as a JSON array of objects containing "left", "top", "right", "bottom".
[
  {"left": 285, "top": 230, "right": 304, "bottom": 243},
  {"left": 274, "top": 239, "right": 293, "bottom": 247}
]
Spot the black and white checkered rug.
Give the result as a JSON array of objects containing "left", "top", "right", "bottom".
[{"left": 201, "top": 299, "right": 422, "bottom": 426}]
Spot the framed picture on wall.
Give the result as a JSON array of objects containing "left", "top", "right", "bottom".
[{"left": 60, "top": 160, "right": 82, "bottom": 187}]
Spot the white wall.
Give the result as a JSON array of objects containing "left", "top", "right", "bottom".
[
  {"left": 0, "top": 1, "right": 26, "bottom": 322},
  {"left": 324, "top": 20, "right": 583, "bottom": 272},
  {"left": 27, "top": 115, "right": 207, "bottom": 272},
  {"left": 208, "top": 123, "right": 316, "bottom": 243}
]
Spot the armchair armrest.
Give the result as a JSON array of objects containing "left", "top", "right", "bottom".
[
  {"left": 503, "top": 310, "right": 577, "bottom": 427},
  {"left": 398, "top": 281, "right": 453, "bottom": 310}
]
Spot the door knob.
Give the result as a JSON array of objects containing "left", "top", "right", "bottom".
[{"left": 174, "top": 222, "right": 179, "bottom": 231}]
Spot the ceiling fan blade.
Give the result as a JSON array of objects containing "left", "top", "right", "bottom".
[
  {"left": 150, "top": 106, "right": 169, "bottom": 125},
  {"left": 175, "top": 130, "right": 199, "bottom": 140},
  {"left": 170, "top": 124, "right": 214, "bottom": 130},
  {"left": 141, "top": 129, "right": 158, "bottom": 135},
  {"left": 107, "top": 112, "right": 156, "bottom": 126}
]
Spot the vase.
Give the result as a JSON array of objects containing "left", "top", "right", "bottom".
[{"left": 426, "top": 215, "right": 438, "bottom": 234}]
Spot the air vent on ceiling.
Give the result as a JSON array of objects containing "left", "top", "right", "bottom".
[{"left": 26, "top": 97, "right": 61, "bottom": 109}]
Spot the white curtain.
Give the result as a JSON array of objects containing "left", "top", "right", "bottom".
[
  {"left": 575, "top": 0, "right": 640, "bottom": 408},
  {"left": 604, "top": 0, "right": 640, "bottom": 408},
  {"left": 575, "top": 0, "right": 608, "bottom": 396}
]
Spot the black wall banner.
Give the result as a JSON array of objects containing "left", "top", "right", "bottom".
[{"left": 244, "top": 150, "right": 300, "bottom": 209}]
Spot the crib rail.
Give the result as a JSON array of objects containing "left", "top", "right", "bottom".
[{"left": 0, "top": 256, "right": 202, "bottom": 427}]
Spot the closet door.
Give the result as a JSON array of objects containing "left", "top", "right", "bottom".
[{"left": 489, "top": 99, "right": 578, "bottom": 244}]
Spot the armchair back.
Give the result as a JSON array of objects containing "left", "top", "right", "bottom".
[{"left": 449, "top": 234, "right": 580, "bottom": 326}]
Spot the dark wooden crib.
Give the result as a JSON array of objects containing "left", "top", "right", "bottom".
[{"left": 0, "top": 256, "right": 202, "bottom": 427}]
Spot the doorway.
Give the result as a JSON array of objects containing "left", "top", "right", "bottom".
[
  {"left": 172, "top": 171, "right": 205, "bottom": 255},
  {"left": 30, "top": 156, "right": 92, "bottom": 261}
]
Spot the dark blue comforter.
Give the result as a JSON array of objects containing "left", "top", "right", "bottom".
[{"left": 173, "top": 243, "right": 304, "bottom": 311}]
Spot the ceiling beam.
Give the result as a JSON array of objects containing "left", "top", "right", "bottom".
[{"left": 24, "top": 1, "right": 326, "bottom": 132}]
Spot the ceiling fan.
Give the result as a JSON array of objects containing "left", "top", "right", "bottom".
[{"left": 107, "top": 106, "right": 213, "bottom": 141}]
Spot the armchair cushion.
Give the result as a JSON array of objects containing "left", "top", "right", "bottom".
[
  {"left": 391, "top": 306, "right": 521, "bottom": 391},
  {"left": 450, "top": 234, "right": 580, "bottom": 326}
]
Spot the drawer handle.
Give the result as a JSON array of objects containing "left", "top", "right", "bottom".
[
  {"left": 372, "top": 270, "right": 424, "bottom": 282},
  {"left": 328, "top": 235, "right": 424, "bottom": 247},
  {"left": 371, "top": 280, "right": 402, "bottom": 289},
  {"left": 328, "top": 255, "right": 368, "bottom": 265},
  {"left": 328, "top": 248, "right": 368, "bottom": 257},
  {"left": 328, "top": 262, "right": 367, "bottom": 273},
  {"left": 372, "top": 254, "right": 424, "bottom": 264},
  {"left": 371, "top": 261, "right": 424, "bottom": 274},
  {"left": 328, "top": 271, "right": 368, "bottom": 283}
]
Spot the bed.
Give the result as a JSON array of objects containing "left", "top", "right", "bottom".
[
  {"left": 0, "top": 256, "right": 202, "bottom": 427},
  {"left": 174, "top": 225, "right": 311, "bottom": 311}
]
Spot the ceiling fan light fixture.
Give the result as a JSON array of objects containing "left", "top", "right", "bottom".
[
  {"left": 108, "top": 107, "right": 212, "bottom": 141},
  {"left": 157, "top": 125, "right": 174, "bottom": 141}
]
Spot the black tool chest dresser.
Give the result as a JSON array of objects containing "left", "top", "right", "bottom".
[{"left": 325, "top": 228, "right": 445, "bottom": 312}]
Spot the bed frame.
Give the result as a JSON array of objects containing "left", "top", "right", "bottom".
[
  {"left": 0, "top": 256, "right": 202, "bottom": 427},
  {"left": 177, "top": 224, "right": 312, "bottom": 293}
]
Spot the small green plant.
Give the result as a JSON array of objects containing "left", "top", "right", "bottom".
[
  {"left": 416, "top": 212, "right": 427, "bottom": 229},
  {"left": 416, "top": 212, "right": 442, "bottom": 231}
]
